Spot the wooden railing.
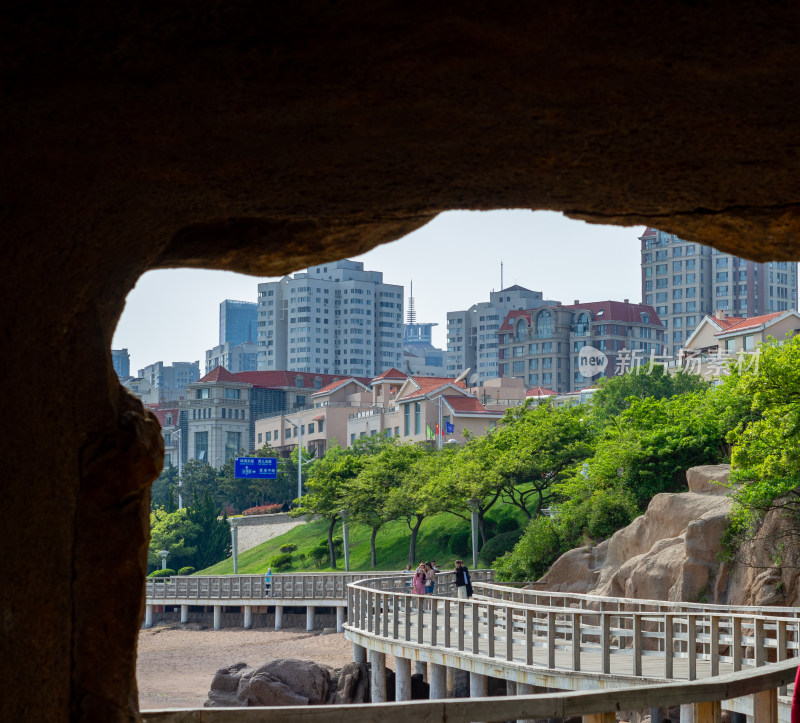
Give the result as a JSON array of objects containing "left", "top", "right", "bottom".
[
  {"left": 346, "top": 575, "right": 800, "bottom": 683},
  {"left": 145, "top": 570, "right": 496, "bottom": 602}
]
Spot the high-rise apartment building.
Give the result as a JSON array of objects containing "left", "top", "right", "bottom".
[
  {"left": 640, "top": 227, "right": 798, "bottom": 356},
  {"left": 219, "top": 300, "right": 258, "bottom": 346},
  {"left": 205, "top": 341, "right": 259, "bottom": 375},
  {"left": 138, "top": 360, "right": 200, "bottom": 402},
  {"left": 446, "top": 286, "right": 558, "bottom": 383},
  {"left": 111, "top": 349, "right": 130, "bottom": 379},
  {"left": 257, "top": 259, "right": 404, "bottom": 377},
  {"left": 498, "top": 301, "right": 664, "bottom": 393}
]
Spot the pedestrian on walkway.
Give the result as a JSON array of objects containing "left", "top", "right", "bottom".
[
  {"left": 413, "top": 563, "right": 427, "bottom": 595},
  {"left": 264, "top": 567, "right": 272, "bottom": 598},
  {"left": 424, "top": 561, "right": 436, "bottom": 594},
  {"left": 454, "top": 560, "right": 472, "bottom": 599}
]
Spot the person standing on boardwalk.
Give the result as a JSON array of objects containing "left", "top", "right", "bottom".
[
  {"left": 424, "top": 562, "right": 436, "bottom": 594},
  {"left": 413, "top": 564, "right": 427, "bottom": 595},
  {"left": 264, "top": 567, "right": 272, "bottom": 598},
  {"left": 454, "top": 560, "right": 472, "bottom": 599}
]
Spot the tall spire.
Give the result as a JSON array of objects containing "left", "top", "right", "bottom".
[{"left": 407, "top": 280, "right": 416, "bottom": 324}]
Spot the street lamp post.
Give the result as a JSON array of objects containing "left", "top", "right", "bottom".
[
  {"left": 159, "top": 549, "right": 169, "bottom": 570},
  {"left": 340, "top": 509, "right": 350, "bottom": 572},
  {"left": 468, "top": 498, "right": 480, "bottom": 570},
  {"left": 230, "top": 518, "right": 239, "bottom": 574},
  {"left": 283, "top": 417, "right": 303, "bottom": 500},
  {"left": 174, "top": 428, "right": 183, "bottom": 510}
]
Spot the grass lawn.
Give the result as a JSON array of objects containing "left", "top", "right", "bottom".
[{"left": 198, "top": 502, "right": 528, "bottom": 575}]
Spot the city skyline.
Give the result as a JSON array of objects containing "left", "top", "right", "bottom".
[{"left": 114, "top": 210, "right": 647, "bottom": 374}]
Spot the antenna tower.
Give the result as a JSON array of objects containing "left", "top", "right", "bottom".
[{"left": 406, "top": 280, "right": 416, "bottom": 324}]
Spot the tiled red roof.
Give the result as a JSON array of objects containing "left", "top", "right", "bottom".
[
  {"left": 526, "top": 386, "right": 557, "bottom": 397},
  {"left": 398, "top": 376, "right": 467, "bottom": 401},
  {"left": 564, "top": 301, "right": 664, "bottom": 326},
  {"left": 443, "top": 395, "right": 494, "bottom": 414},
  {"left": 371, "top": 367, "right": 407, "bottom": 381},
  {"left": 499, "top": 309, "right": 534, "bottom": 332},
  {"left": 150, "top": 407, "right": 179, "bottom": 427},
  {"left": 311, "top": 378, "right": 368, "bottom": 396},
  {"left": 713, "top": 316, "right": 746, "bottom": 330},
  {"left": 199, "top": 366, "right": 238, "bottom": 383},
  {"left": 715, "top": 312, "right": 784, "bottom": 335}
]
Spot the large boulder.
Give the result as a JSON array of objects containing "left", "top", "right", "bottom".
[{"left": 540, "top": 466, "right": 737, "bottom": 603}]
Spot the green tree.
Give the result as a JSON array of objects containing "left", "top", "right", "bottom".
[
  {"left": 591, "top": 365, "right": 709, "bottom": 419},
  {"left": 148, "top": 508, "right": 198, "bottom": 572},
  {"left": 292, "top": 442, "right": 357, "bottom": 568},
  {"left": 150, "top": 463, "right": 179, "bottom": 511},
  {"left": 186, "top": 488, "right": 231, "bottom": 570},
  {"left": 179, "top": 459, "right": 221, "bottom": 507}
]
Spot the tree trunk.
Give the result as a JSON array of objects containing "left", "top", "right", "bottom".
[
  {"left": 370, "top": 527, "right": 378, "bottom": 568},
  {"left": 328, "top": 516, "right": 338, "bottom": 569},
  {"left": 408, "top": 514, "right": 424, "bottom": 565},
  {"left": 478, "top": 511, "right": 488, "bottom": 546}
]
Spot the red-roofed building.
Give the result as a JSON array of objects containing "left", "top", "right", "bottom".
[
  {"left": 498, "top": 300, "right": 665, "bottom": 393},
  {"left": 682, "top": 309, "right": 800, "bottom": 377}
]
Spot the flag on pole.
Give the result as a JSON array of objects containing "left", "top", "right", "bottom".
[
  {"left": 435, "top": 423, "right": 440, "bottom": 436},
  {"left": 446, "top": 422, "right": 455, "bottom": 434},
  {"left": 426, "top": 424, "right": 434, "bottom": 440}
]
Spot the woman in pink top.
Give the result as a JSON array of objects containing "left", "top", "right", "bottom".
[{"left": 413, "top": 564, "right": 427, "bottom": 595}]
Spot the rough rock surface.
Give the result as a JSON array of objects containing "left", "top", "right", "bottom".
[
  {"left": 540, "top": 466, "right": 735, "bottom": 602},
  {"left": 10, "top": 4, "right": 800, "bottom": 719},
  {"left": 207, "top": 658, "right": 399, "bottom": 707}
]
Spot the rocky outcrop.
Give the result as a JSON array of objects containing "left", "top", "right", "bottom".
[
  {"left": 206, "top": 658, "right": 398, "bottom": 707},
  {"left": 540, "top": 466, "right": 735, "bottom": 603}
]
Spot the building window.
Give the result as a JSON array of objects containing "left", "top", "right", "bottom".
[
  {"left": 414, "top": 402, "right": 421, "bottom": 435},
  {"left": 258, "top": 433, "right": 263, "bottom": 444},
  {"left": 744, "top": 335, "right": 755, "bottom": 350},
  {"left": 404, "top": 405, "right": 410, "bottom": 436},
  {"left": 196, "top": 388, "right": 210, "bottom": 399},
  {"left": 164, "top": 433, "right": 171, "bottom": 446},
  {"left": 512, "top": 361, "right": 525, "bottom": 373},
  {"left": 536, "top": 310, "right": 553, "bottom": 338},
  {"left": 224, "top": 388, "right": 240, "bottom": 399},
  {"left": 194, "top": 432, "right": 208, "bottom": 461},
  {"left": 225, "top": 431, "right": 241, "bottom": 462}
]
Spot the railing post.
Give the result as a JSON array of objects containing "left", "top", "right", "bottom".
[
  {"left": 664, "top": 613, "right": 673, "bottom": 679},
  {"left": 601, "top": 613, "right": 610, "bottom": 674},
  {"left": 418, "top": 596, "right": 425, "bottom": 645},
  {"left": 778, "top": 619, "right": 788, "bottom": 695},
  {"left": 405, "top": 595, "right": 412, "bottom": 642},
  {"left": 487, "top": 604, "right": 495, "bottom": 658},
  {"left": 382, "top": 591, "right": 389, "bottom": 636},
  {"left": 431, "top": 597, "right": 438, "bottom": 647},
  {"left": 547, "top": 610, "right": 556, "bottom": 669},
  {"left": 687, "top": 615, "right": 696, "bottom": 681},
  {"left": 525, "top": 609, "right": 534, "bottom": 666},
  {"left": 444, "top": 599, "right": 451, "bottom": 649},
  {"left": 573, "top": 612, "right": 581, "bottom": 671},
  {"left": 506, "top": 606, "right": 514, "bottom": 661},
  {"left": 709, "top": 615, "right": 719, "bottom": 677},
  {"left": 472, "top": 603, "right": 480, "bottom": 655},
  {"left": 392, "top": 594, "right": 400, "bottom": 640},
  {"left": 755, "top": 617, "right": 766, "bottom": 667},
  {"left": 633, "top": 613, "right": 642, "bottom": 677},
  {"left": 458, "top": 601, "right": 465, "bottom": 652},
  {"left": 732, "top": 616, "right": 742, "bottom": 671},
  {"left": 752, "top": 688, "right": 778, "bottom": 723}
]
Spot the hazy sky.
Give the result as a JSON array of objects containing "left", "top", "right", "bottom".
[{"left": 112, "top": 210, "right": 645, "bottom": 374}]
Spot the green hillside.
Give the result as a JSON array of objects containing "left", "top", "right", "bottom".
[{"left": 198, "top": 503, "right": 526, "bottom": 575}]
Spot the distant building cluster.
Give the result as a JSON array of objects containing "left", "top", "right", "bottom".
[{"left": 117, "top": 238, "right": 799, "bottom": 468}]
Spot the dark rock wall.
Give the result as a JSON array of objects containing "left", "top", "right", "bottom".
[{"left": 4, "top": 2, "right": 800, "bottom": 720}]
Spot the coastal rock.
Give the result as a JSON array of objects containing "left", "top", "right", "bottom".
[{"left": 335, "top": 662, "right": 371, "bottom": 704}]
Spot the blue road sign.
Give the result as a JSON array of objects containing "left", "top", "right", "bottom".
[{"left": 234, "top": 457, "right": 278, "bottom": 479}]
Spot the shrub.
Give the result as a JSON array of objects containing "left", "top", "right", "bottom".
[
  {"left": 280, "top": 543, "right": 298, "bottom": 553},
  {"left": 269, "top": 553, "right": 293, "bottom": 570},
  {"left": 242, "top": 504, "right": 283, "bottom": 516},
  {"left": 332, "top": 536, "right": 344, "bottom": 554},
  {"left": 586, "top": 490, "right": 637, "bottom": 540},
  {"left": 496, "top": 517, "right": 520, "bottom": 534},
  {"left": 177, "top": 566, "right": 196, "bottom": 576},
  {"left": 479, "top": 529, "right": 524, "bottom": 567},
  {"left": 494, "top": 517, "right": 561, "bottom": 582},
  {"left": 448, "top": 529, "right": 472, "bottom": 556},
  {"left": 149, "top": 568, "right": 175, "bottom": 578},
  {"left": 310, "top": 545, "right": 327, "bottom": 568}
]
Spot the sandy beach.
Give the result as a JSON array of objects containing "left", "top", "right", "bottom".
[{"left": 137, "top": 624, "right": 394, "bottom": 710}]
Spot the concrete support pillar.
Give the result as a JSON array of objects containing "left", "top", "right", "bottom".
[
  {"left": 144, "top": 604, "right": 153, "bottom": 628},
  {"left": 414, "top": 660, "right": 427, "bottom": 682},
  {"left": 213, "top": 605, "right": 222, "bottom": 630},
  {"left": 506, "top": 680, "right": 517, "bottom": 696},
  {"left": 517, "top": 683, "right": 536, "bottom": 723},
  {"left": 274, "top": 605, "right": 283, "bottom": 631},
  {"left": 429, "top": 662, "right": 447, "bottom": 700},
  {"left": 336, "top": 606, "right": 346, "bottom": 633},
  {"left": 243, "top": 605, "right": 252, "bottom": 630},
  {"left": 180, "top": 604, "right": 189, "bottom": 624},
  {"left": 446, "top": 666, "right": 455, "bottom": 698},
  {"left": 306, "top": 605, "right": 315, "bottom": 631},
  {"left": 650, "top": 706, "right": 664, "bottom": 723},
  {"left": 369, "top": 650, "right": 387, "bottom": 703},
  {"left": 470, "top": 671, "right": 488, "bottom": 697},
  {"left": 680, "top": 704, "right": 694, "bottom": 723},
  {"left": 353, "top": 643, "right": 367, "bottom": 663},
  {"left": 395, "top": 657, "right": 412, "bottom": 701},
  {"left": 729, "top": 714, "right": 746, "bottom": 723}
]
